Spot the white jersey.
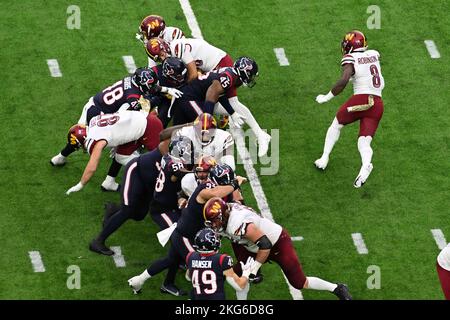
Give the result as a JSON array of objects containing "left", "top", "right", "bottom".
[
  {"left": 161, "top": 26, "right": 185, "bottom": 43},
  {"left": 84, "top": 111, "right": 147, "bottom": 154},
  {"left": 341, "top": 49, "right": 385, "bottom": 97},
  {"left": 222, "top": 204, "right": 283, "bottom": 253},
  {"left": 170, "top": 38, "right": 227, "bottom": 72},
  {"left": 176, "top": 126, "right": 234, "bottom": 167},
  {"left": 438, "top": 243, "right": 450, "bottom": 271}
]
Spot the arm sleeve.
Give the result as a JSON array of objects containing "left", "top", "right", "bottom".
[
  {"left": 226, "top": 276, "right": 244, "bottom": 291},
  {"left": 218, "top": 95, "right": 235, "bottom": 115}
]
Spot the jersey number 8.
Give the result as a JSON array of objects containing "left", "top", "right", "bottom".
[{"left": 102, "top": 80, "right": 124, "bottom": 105}]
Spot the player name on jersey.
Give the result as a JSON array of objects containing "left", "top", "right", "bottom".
[
  {"left": 191, "top": 259, "right": 213, "bottom": 268},
  {"left": 357, "top": 56, "right": 379, "bottom": 64}
]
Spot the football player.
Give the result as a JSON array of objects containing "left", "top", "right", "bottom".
[
  {"left": 150, "top": 57, "right": 188, "bottom": 127},
  {"left": 175, "top": 113, "right": 235, "bottom": 197},
  {"left": 127, "top": 165, "right": 246, "bottom": 296},
  {"left": 203, "top": 198, "right": 353, "bottom": 300},
  {"left": 50, "top": 68, "right": 182, "bottom": 191},
  {"left": 145, "top": 39, "right": 271, "bottom": 157},
  {"left": 65, "top": 110, "right": 163, "bottom": 195},
  {"left": 437, "top": 243, "right": 450, "bottom": 299},
  {"left": 145, "top": 35, "right": 234, "bottom": 83},
  {"left": 89, "top": 124, "right": 190, "bottom": 256},
  {"left": 149, "top": 136, "right": 194, "bottom": 231},
  {"left": 314, "top": 30, "right": 385, "bottom": 188},
  {"left": 186, "top": 228, "right": 253, "bottom": 300}
]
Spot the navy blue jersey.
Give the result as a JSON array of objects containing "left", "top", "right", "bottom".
[
  {"left": 179, "top": 70, "right": 236, "bottom": 101},
  {"left": 176, "top": 182, "right": 215, "bottom": 239},
  {"left": 93, "top": 76, "right": 142, "bottom": 113},
  {"left": 137, "top": 148, "right": 163, "bottom": 190},
  {"left": 187, "top": 251, "right": 233, "bottom": 300},
  {"left": 152, "top": 155, "right": 187, "bottom": 213}
]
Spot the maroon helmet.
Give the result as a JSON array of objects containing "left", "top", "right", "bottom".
[
  {"left": 203, "top": 197, "right": 228, "bottom": 231},
  {"left": 67, "top": 124, "right": 87, "bottom": 150},
  {"left": 195, "top": 155, "right": 217, "bottom": 180},
  {"left": 194, "top": 113, "right": 217, "bottom": 145},
  {"left": 145, "top": 37, "right": 171, "bottom": 63},
  {"left": 139, "top": 15, "right": 166, "bottom": 42},
  {"left": 341, "top": 30, "right": 368, "bottom": 55}
]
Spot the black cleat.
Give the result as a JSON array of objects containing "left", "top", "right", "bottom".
[
  {"left": 160, "top": 283, "right": 187, "bottom": 297},
  {"left": 249, "top": 272, "right": 264, "bottom": 284},
  {"left": 89, "top": 239, "right": 114, "bottom": 256},
  {"left": 333, "top": 283, "right": 352, "bottom": 300},
  {"left": 102, "top": 202, "right": 121, "bottom": 227}
]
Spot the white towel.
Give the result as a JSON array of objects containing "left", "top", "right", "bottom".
[{"left": 157, "top": 223, "right": 177, "bottom": 247}]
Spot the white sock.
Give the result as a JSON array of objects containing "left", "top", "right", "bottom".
[
  {"left": 357, "top": 136, "right": 373, "bottom": 167},
  {"left": 305, "top": 277, "right": 337, "bottom": 292},
  {"left": 57, "top": 153, "right": 66, "bottom": 159},
  {"left": 322, "top": 117, "right": 343, "bottom": 158},
  {"left": 138, "top": 270, "right": 151, "bottom": 282},
  {"left": 104, "top": 175, "right": 116, "bottom": 184},
  {"left": 236, "top": 282, "right": 249, "bottom": 300}
]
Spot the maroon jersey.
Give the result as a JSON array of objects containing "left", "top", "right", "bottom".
[{"left": 93, "top": 76, "right": 142, "bottom": 113}]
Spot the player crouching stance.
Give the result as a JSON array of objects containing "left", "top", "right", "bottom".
[
  {"left": 186, "top": 228, "right": 253, "bottom": 300},
  {"left": 315, "top": 30, "right": 385, "bottom": 188},
  {"left": 204, "top": 198, "right": 352, "bottom": 300}
]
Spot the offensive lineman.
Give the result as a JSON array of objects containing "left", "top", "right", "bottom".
[
  {"left": 204, "top": 198, "right": 353, "bottom": 300},
  {"left": 315, "top": 30, "right": 385, "bottom": 188}
]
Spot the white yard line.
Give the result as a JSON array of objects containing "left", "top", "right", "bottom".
[
  {"left": 179, "top": 2, "right": 298, "bottom": 299},
  {"left": 291, "top": 236, "right": 304, "bottom": 241},
  {"left": 273, "top": 48, "right": 290, "bottom": 66},
  {"left": 431, "top": 229, "right": 447, "bottom": 250},
  {"left": 122, "top": 55, "right": 137, "bottom": 74},
  {"left": 110, "top": 246, "right": 126, "bottom": 268},
  {"left": 178, "top": 0, "right": 203, "bottom": 39},
  {"left": 351, "top": 233, "right": 369, "bottom": 254},
  {"left": 424, "top": 40, "right": 441, "bottom": 59},
  {"left": 28, "top": 251, "right": 46, "bottom": 272},
  {"left": 46, "top": 59, "right": 62, "bottom": 77}
]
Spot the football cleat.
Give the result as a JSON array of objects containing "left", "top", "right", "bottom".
[
  {"left": 314, "top": 156, "right": 329, "bottom": 170},
  {"left": 353, "top": 163, "right": 373, "bottom": 188},
  {"left": 332, "top": 283, "right": 352, "bottom": 300},
  {"left": 50, "top": 154, "right": 66, "bottom": 166},
  {"left": 128, "top": 276, "right": 144, "bottom": 294},
  {"left": 100, "top": 179, "right": 120, "bottom": 192},
  {"left": 185, "top": 269, "right": 191, "bottom": 282},
  {"left": 160, "top": 283, "right": 187, "bottom": 297},
  {"left": 249, "top": 272, "right": 264, "bottom": 284},
  {"left": 89, "top": 239, "right": 114, "bottom": 256},
  {"left": 257, "top": 131, "right": 271, "bottom": 158}
]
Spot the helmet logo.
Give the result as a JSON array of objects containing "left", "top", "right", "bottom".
[
  {"left": 345, "top": 33, "right": 355, "bottom": 41},
  {"left": 239, "top": 58, "right": 253, "bottom": 72},
  {"left": 150, "top": 38, "right": 160, "bottom": 49},
  {"left": 70, "top": 134, "right": 78, "bottom": 146}
]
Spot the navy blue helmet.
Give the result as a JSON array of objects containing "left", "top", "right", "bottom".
[{"left": 194, "top": 228, "right": 221, "bottom": 253}]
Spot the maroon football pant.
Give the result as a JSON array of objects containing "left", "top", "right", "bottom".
[
  {"left": 336, "top": 94, "right": 384, "bottom": 137},
  {"left": 232, "top": 229, "right": 307, "bottom": 289},
  {"left": 116, "top": 113, "right": 163, "bottom": 155},
  {"left": 437, "top": 262, "right": 450, "bottom": 300}
]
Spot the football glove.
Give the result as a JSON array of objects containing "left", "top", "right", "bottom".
[
  {"left": 229, "top": 112, "right": 246, "bottom": 128},
  {"left": 66, "top": 182, "right": 84, "bottom": 195},
  {"left": 240, "top": 257, "right": 254, "bottom": 279},
  {"left": 161, "top": 86, "right": 183, "bottom": 99},
  {"left": 315, "top": 91, "right": 334, "bottom": 104}
]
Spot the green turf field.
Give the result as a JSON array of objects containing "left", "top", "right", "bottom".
[{"left": 0, "top": 0, "right": 449, "bottom": 300}]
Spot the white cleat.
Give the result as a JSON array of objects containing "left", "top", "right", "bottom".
[
  {"left": 101, "top": 179, "right": 120, "bottom": 192},
  {"left": 314, "top": 156, "right": 329, "bottom": 170},
  {"left": 128, "top": 276, "right": 144, "bottom": 294},
  {"left": 257, "top": 131, "right": 272, "bottom": 158},
  {"left": 354, "top": 163, "right": 373, "bottom": 188},
  {"left": 50, "top": 154, "right": 66, "bottom": 166}
]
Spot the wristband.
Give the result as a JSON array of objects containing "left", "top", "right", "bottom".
[
  {"left": 250, "top": 261, "right": 262, "bottom": 275},
  {"left": 325, "top": 91, "right": 335, "bottom": 101},
  {"left": 204, "top": 101, "right": 215, "bottom": 114}
]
